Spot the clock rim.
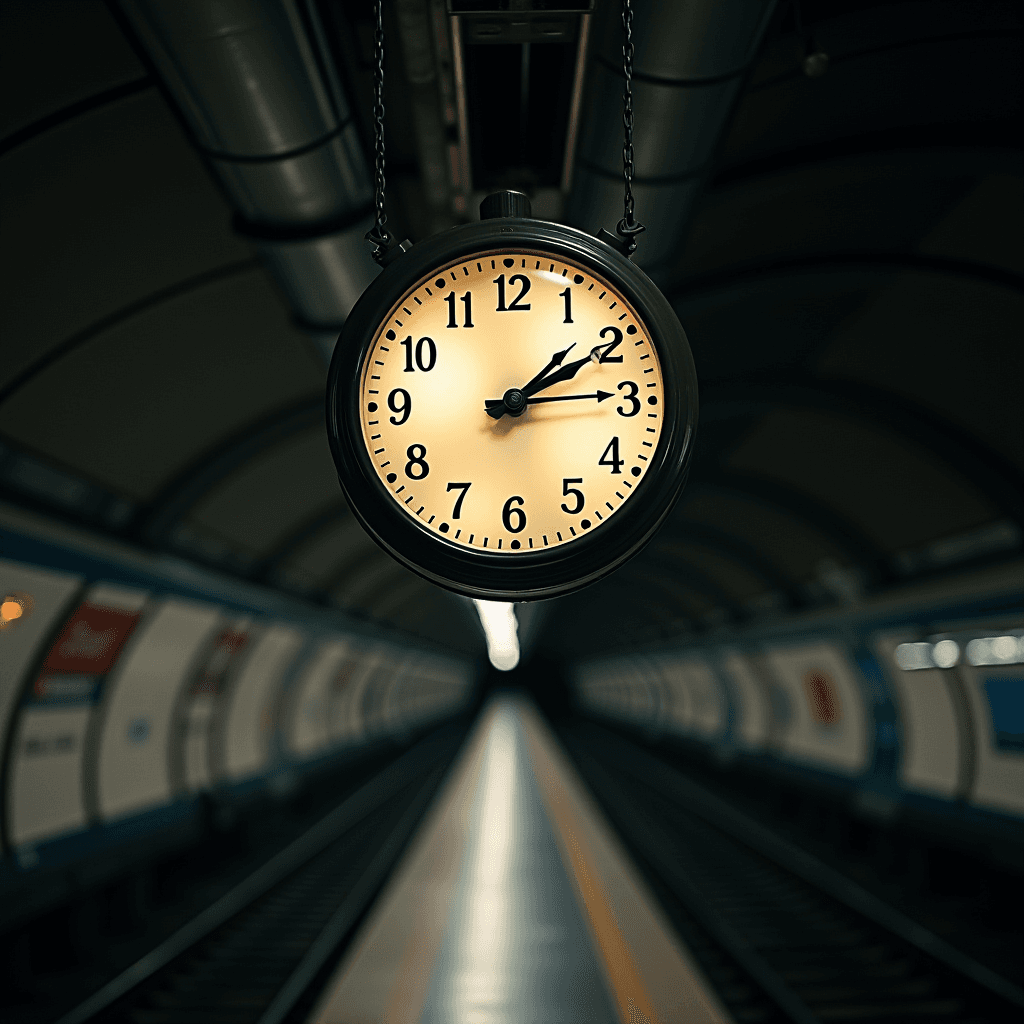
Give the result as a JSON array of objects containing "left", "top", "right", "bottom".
[{"left": 326, "top": 218, "right": 698, "bottom": 602}]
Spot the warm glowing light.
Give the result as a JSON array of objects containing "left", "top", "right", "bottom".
[
  {"left": 1, "top": 598, "right": 26, "bottom": 627},
  {"left": 474, "top": 600, "right": 520, "bottom": 671}
]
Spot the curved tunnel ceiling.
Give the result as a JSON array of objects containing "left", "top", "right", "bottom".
[{"left": 0, "top": 0, "right": 1020, "bottom": 662}]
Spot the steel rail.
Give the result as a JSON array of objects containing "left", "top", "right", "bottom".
[
  {"left": 55, "top": 727, "right": 457, "bottom": 1024},
  {"left": 578, "top": 723, "right": 1024, "bottom": 1010}
]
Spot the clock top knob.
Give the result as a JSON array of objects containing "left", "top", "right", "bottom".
[{"left": 480, "top": 190, "right": 532, "bottom": 220}]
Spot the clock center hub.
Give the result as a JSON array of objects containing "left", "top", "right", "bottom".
[{"left": 502, "top": 388, "right": 528, "bottom": 417}]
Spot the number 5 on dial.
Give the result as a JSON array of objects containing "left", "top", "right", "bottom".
[{"left": 561, "top": 478, "right": 584, "bottom": 515}]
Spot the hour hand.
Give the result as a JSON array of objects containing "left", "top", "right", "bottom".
[
  {"left": 485, "top": 351, "right": 596, "bottom": 418},
  {"left": 485, "top": 343, "right": 581, "bottom": 419},
  {"left": 521, "top": 351, "right": 594, "bottom": 398},
  {"left": 523, "top": 342, "right": 576, "bottom": 390}
]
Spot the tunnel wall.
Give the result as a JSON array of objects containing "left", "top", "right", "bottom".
[
  {"left": 573, "top": 564, "right": 1024, "bottom": 843},
  {"left": 0, "top": 508, "right": 476, "bottom": 913}
]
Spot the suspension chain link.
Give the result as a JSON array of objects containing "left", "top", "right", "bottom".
[
  {"left": 617, "top": 0, "right": 645, "bottom": 255},
  {"left": 366, "top": 0, "right": 391, "bottom": 262}
]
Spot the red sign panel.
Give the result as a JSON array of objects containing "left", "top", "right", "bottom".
[
  {"left": 803, "top": 669, "right": 843, "bottom": 726},
  {"left": 42, "top": 602, "right": 141, "bottom": 675}
]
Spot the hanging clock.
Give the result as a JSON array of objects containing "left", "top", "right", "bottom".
[{"left": 326, "top": 191, "right": 698, "bottom": 601}]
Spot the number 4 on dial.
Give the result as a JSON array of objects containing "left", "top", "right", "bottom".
[{"left": 599, "top": 437, "right": 623, "bottom": 474}]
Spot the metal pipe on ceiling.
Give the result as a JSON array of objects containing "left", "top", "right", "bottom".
[
  {"left": 395, "top": 0, "right": 455, "bottom": 235},
  {"left": 566, "top": 0, "right": 777, "bottom": 270},
  {"left": 118, "top": 0, "right": 379, "bottom": 344}
]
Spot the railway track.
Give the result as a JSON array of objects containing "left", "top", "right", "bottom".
[
  {"left": 55, "top": 725, "right": 463, "bottom": 1024},
  {"left": 565, "top": 724, "right": 1024, "bottom": 1024}
]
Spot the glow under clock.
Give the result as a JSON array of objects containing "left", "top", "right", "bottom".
[{"left": 359, "top": 250, "right": 665, "bottom": 553}]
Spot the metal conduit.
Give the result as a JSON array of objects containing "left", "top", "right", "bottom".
[
  {"left": 567, "top": 0, "right": 777, "bottom": 269},
  {"left": 118, "top": 0, "right": 380, "bottom": 342}
]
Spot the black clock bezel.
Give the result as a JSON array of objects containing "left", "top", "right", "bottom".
[{"left": 326, "top": 218, "right": 698, "bottom": 601}]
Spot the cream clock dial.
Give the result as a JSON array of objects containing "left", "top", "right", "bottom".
[
  {"left": 357, "top": 250, "right": 665, "bottom": 554},
  {"left": 327, "top": 209, "right": 697, "bottom": 601}
]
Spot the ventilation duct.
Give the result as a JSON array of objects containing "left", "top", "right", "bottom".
[
  {"left": 566, "top": 0, "right": 776, "bottom": 269},
  {"left": 118, "top": 0, "right": 380, "bottom": 342}
]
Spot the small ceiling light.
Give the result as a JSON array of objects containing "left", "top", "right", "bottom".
[
  {"left": 966, "top": 638, "right": 989, "bottom": 665},
  {"left": 991, "top": 635, "right": 1019, "bottom": 662},
  {"left": 895, "top": 642, "right": 933, "bottom": 670},
  {"left": 967, "top": 635, "right": 1024, "bottom": 666},
  {"left": 931, "top": 639, "right": 960, "bottom": 668}
]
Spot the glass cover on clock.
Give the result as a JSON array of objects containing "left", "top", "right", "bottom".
[{"left": 358, "top": 249, "right": 665, "bottom": 555}]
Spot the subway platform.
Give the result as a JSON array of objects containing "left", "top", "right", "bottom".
[{"left": 310, "top": 696, "right": 728, "bottom": 1024}]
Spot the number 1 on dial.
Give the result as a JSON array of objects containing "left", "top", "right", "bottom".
[{"left": 559, "top": 287, "right": 573, "bottom": 324}]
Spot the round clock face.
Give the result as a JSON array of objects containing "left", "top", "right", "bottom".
[{"left": 356, "top": 250, "right": 665, "bottom": 555}]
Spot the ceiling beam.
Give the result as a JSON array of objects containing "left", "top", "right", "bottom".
[
  {"left": 249, "top": 499, "right": 350, "bottom": 583},
  {"left": 318, "top": 541, "right": 394, "bottom": 605},
  {"left": 692, "top": 473, "right": 890, "bottom": 580},
  {"left": 669, "top": 252, "right": 1023, "bottom": 320},
  {"left": 0, "top": 259, "right": 262, "bottom": 411},
  {"left": 701, "top": 375, "right": 1024, "bottom": 526},
  {"left": 657, "top": 518, "right": 800, "bottom": 605},
  {"left": 135, "top": 396, "right": 321, "bottom": 545},
  {"left": 630, "top": 546, "right": 743, "bottom": 619}
]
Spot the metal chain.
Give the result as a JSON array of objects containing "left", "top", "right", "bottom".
[
  {"left": 617, "top": 0, "right": 645, "bottom": 255},
  {"left": 366, "top": 0, "right": 391, "bottom": 262}
]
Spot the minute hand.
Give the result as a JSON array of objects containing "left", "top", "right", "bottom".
[{"left": 528, "top": 391, "right": 612, "bottom": 405}]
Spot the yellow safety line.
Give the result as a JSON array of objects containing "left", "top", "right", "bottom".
[{"left": 524, "top": 715, "right": 662, "bottom": 1024}]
